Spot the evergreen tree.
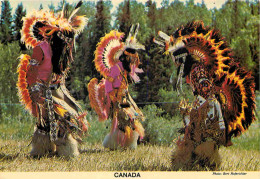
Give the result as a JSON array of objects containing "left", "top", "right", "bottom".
[
  {"left": 146, "top": 0, "right": 157, "bottom": 35},
  {"left": 88, "top": 0, "right": 112, "bottom": 78},
  {"left": 231, "top": 1, "right": 259, "bottom": 89},
  {"left": 94, "top": 0, "right": 111, "bottom": 41},
  {"left": 197, "top": 0, "right": 212, "bottom": 25},
  {"left": 48, "top": 2, "right": 55, "bottom": 12},
  {"left": 215, "top": 0, "right": 258, "bottom": 89},
  {"left": 128, "top": 1, "right": 150, "bottom": 42},
  {"left": 201, "top": 0, "right": 206, "bottom": 9},
  {"left": 250, "top": 0, "right": 260, "bottom": 89},
  {"left": 0, "top": 0, "right": 13, "bottom": 45},
  {"left": 146, "top": 0, "right": 156, "bottom": 31},
  {"left": 230, "top": 0, "right": 239, "bottom": 40},
  {"left": 161, "top": 0, "right": 170, "bottom": 7},
  {"left": 211, "top": 8, "right": 217, "bottom": 28},
  {"left": 116, "top": 0, "right": 132, "bottom": 33},
  {"left": 63, "top": 1, "right": 96, "bottom": 101},
  {"left": 70, "top": 1, "right": 97, "bottom": 102},
  {"left": 215, "top": 0, "right": 233, "bottom": 44},
  {"left": 0, "top": 42, "right": 21, "bottom": 103},
  {"left": 56, "top": 0, "right": 74, "bottom": 17},
  {"left": 13, "top": 3, "right": 26, "bottom": 51},
  {"left": 168, "top": 0, "right": 188, "bottom": 28},
  {"left": 67, "top": 0, "right": 112, "bottom": 102},
  {"left": 39, "top": 4, "right": 43, "bottom": 10}
]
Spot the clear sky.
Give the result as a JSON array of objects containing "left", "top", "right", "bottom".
[{"left": 5, "top": 0, "right": 229, "bottom": 15}]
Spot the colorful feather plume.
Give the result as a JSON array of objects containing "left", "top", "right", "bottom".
[
  {"left": 88, "top": 78, "right": 110, "bottom": 121},
  {"left": 54, "top": 104, "right": 68, "bottom": 117},
  {"left": 21, "top": 8, "right": 88, "bottom": 49},
  {"left": 134, "top": 120, "right": 145, "bottom": 139},
  {"left": 124, "top": 126, "right": 133, "bottom": 139},
  {"left": 178, "top": 21, "right": 233, "bottom": 78},
  {"left": 17, "top": 54, "right": 33, "bottom": 114},
  {"left": 216, "top": 68, "right": 255, "bottom": 138},
  {"left": 21, "top": 10, "right": 55, "bottom": 49}
]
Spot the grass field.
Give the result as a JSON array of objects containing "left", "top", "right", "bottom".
[
  {"left": 0, "top": 118, "right": 259, "bottom": 171},
  {"left": 0, "top": 96, "right": 259, "bottom": 171},
  {"left": 0, "top": 134, "right": 259, "bottom": 171}
]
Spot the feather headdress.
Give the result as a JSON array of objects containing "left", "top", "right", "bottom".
[
  {"left": 94, "top": 24, "right": 145, "bottom": 78},
  {"left": 94, "top": 30, "right": 125, "bottom": 78},
  {"left": 21, "top": 0, "right": 88, "bottom": 49}
]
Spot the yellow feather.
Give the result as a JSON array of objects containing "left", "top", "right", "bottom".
[
  {"left": 54, "top": 106, "right": 67, "bottom": 117},
  {"left": 125, "top": 126, "right": 132, "bottom": 139}
]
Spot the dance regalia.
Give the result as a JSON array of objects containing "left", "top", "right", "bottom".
[
  {"left": 88, "top": 25, "right": 145, "bottom": 150},
  {"left": 154, "top": 21, "right": 256, "bottom": 169},
  {"left": 17, "top": 1, "right": 89, "bottom": 157}
]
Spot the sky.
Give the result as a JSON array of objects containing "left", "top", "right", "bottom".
[{"left": 5, "top": 0, "right": 229, "bottom": 15}]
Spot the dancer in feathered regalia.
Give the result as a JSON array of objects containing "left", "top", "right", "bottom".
[
  {"left": 88, "top": 24, "right": 145, "bottom": 150},
  {"left": 154, "top": 21, "right": 256, "bottom": 170},
  {"left": 17, "top": 1, "right": 89, "bottom": 157}
]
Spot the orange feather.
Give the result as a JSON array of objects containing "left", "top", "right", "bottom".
[{"left": 17, "top": 54, "right": 33, "bottom": 114}]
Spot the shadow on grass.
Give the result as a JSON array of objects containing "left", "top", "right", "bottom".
[
  {"left": 0, "top": 152, "right": 19, "bottom": 161},
  {"left": 80, "top": 148, "right": 104, "bottom": 154},
  {"left": 25, "top": 153, "right": 59, "bottom": 160}
]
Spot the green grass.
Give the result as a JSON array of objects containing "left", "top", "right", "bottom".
[
  {"left": 0, "top": 99, "right": 259, "bottom": 171},
  {"left": 141, "top": 104, "right": 183, "bottom": 145},
  {"left": 231, "top": 120, "right": 259, "bottom": 151},
  {"left": 0, "top": 105, "right": 34, "bottom": 141}
]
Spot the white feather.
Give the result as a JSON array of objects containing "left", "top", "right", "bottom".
[{"left": 103, "top": 39, "right": 121, "bottom": 68}]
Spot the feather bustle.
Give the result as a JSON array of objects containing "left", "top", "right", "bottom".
[
  {"left": 17, "top": 54, "right": 33, "bottom": 114},
  {"left": 88, "top": 78, "right": 109, "bottom": 121},
  {"left": 175, "top": 21, "right": 256, "bottom": 139}
]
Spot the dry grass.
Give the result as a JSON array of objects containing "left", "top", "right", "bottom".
[
  {"left": 0, "top": 139, "right": 172, "bottom": 171},
  {"left": 0, "top": 139, "right": 259, "bottom": 172},
  {"left": 219, "top": 147, "right": 260, "bottom": 171}
]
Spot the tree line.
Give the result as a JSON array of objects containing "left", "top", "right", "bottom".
[{"left": 0, "top": 0, "right": 259, "bottom": 109}]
